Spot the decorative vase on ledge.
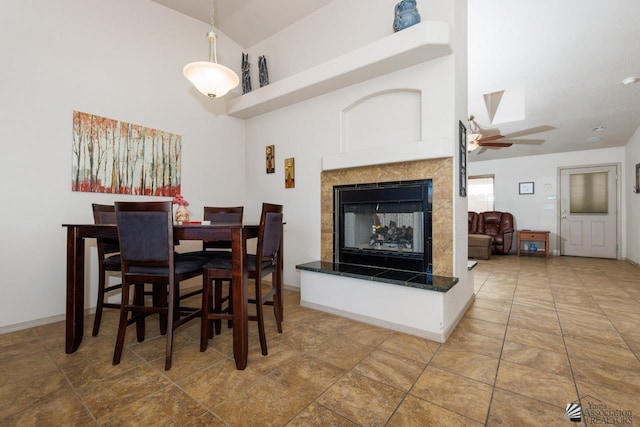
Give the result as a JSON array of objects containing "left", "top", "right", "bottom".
[
  {"left": 175, "top": 205, "right": 190, "bottom": 223},
  {"left": 393, "top": 0, "right": 421, "bottom": 32}
]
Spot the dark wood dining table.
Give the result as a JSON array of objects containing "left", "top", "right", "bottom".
[{"left": 62, "top": 222, "right": 261, "bottom": 370}]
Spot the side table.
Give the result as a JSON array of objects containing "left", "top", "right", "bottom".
[{"left": 517, "top": 230, "right": 550, "bottom": 258}]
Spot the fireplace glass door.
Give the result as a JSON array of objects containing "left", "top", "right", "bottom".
[{"left": 335, "top": 180, "right": 432, "bottom": 272}]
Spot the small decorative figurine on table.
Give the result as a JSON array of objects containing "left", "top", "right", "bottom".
[{"left": 393, "top": 0, "right": 421, "bottom": 32}]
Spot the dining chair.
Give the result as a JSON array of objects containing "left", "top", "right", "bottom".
[
  {"left": 113, "top": 201, "right": 204, "bottom": 370},
  {"left": 202, "top": 206, "right": 243, "bottom": 335},
  {"left": 179, "top": 206, "right": 244, "bottom": 336},
  {"left": 200, "top": 203, "right": 283, "bottom": 355},
  {"left": 91, "top": 204, "right": 122, "bottom": 337}
]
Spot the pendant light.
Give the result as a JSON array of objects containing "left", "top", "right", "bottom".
[{"left": 183, "top": 0, "right": 239, "bottom": 99}]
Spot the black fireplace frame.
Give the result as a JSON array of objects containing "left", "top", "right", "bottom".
[{"left": 333, "top": 179, "right": 432, "bottom": 273}]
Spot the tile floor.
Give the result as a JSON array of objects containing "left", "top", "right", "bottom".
[{"left": 1, "top": 255, "right": 640, "bottom": 426}]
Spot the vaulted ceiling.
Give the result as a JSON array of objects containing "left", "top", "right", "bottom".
[{"left": 153, "top": 0, "right": 640, "bottom": 161}]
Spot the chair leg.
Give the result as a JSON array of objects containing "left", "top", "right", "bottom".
[
  {"left": 92, "top": 267, "right": 107, "bottom": 336},
  {"left": 271, "top": 275, "right": 283, "bottom": 334},
  {"left": 165, "top": 281, "right": 176, "bottom": 371},
  {"left": 200, "top": 273, "right": 211, "bottom": 352},
  {"left": 134, "top": 284, "right": 146, "bottom": 342},
  {"left": 214, "top": 279, "right": 222, "bottom": 335},
  {"left": 227, "top": 281, "right": 234, "bottom": 329},
  {"left": 255, "top": 278, "right": 268, "bottom": 355},
  {"left": 154, "top": 285, "right": 168, "bottom": 335},
  {"left": 113, "top": 282, "right": 130, "bottom": 365}
]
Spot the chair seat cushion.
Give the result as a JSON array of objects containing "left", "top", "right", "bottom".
[
  {"left": 128, "top": 255, "right": 203, "bottom": 275},
  {"left": 202, "top": 253, "right": 274, "bottom": 273},
  {"left": 103, "top": 254, "right": 122, "bottom": 270}
]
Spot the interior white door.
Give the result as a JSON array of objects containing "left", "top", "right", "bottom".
[{"left": 559, "top": 165, "right": 618, "bottom": 258}]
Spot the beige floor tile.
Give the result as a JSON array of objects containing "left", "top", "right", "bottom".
[
  {"left": 471, "top": 297, "right": 512, "bottom": 313},
  {"left": 2, "top": 388, "right": 96, "bottom": 427},
  {"left": 509, "top": 302, "right": 558, "bottom": 321},
  {"left": 487, "top": 387, "right": 567, "bottom": 426},
  {"left": 0, "top": 369, "right": 73, "bottom": 418},
  {"left": 177, "top": 358, "right": 265, "bottom": 408},
  {"left": 410, "top": 366, "right": 493, "bottom": 423},
  {"left": 570, "top": 356, "right": 640, "bottom": 396},
  {"left": 307, "top": 335, "right": 373, "bottom": 370},
  {"left": 352, "top": 348, "right": 425, "bottom": 391},
  {"left": 430, "top": 348, "right": 499, "bottom": 385},
  {"left": 377, "top": 332, "right": 440, "bottom": 364},
  {"left": 388, "top": 395, "right": 483, "bottom": 426},
  {"left": 335, "top": 320, "right": 393, "bottom": 348},
  {"left": 564, "top": 335, "right": 638, "bottom": 368},
  {"left": 464, "top": 306, "right": 510, "bottom": 325},
  {"left": 504, "top": 324, "right": 565, "bottom": 352},
  {"left": 496, "top": 360, "right": 578, "bottom": 407},
  {"left": 455, "top": 317, "right": 507, "bottom": 340},
  {"left": 214, "top": 376, "right": 315, "bottom": 426},
  {"left": 317, "top": 372, "right": 405, "bottom": 426},
  {"left": 500, "top": 341, "right": 571, "bottom": 377},
  {"left": 442, "top": 328, "right": 504, "bottom": 359},
  {"left": 269, "top": 353, "right": 345, "bottom": 397},
  {"left": 97, "top": 386, "right": 208, "bottom": 427},
  {"left": 76, "top": 363, "right": 174, "bottom": 419},
  {"left": 560, "top": 322, "right": 630, "bottom": 348},
  {"left": 285, "top": 402, "right": 358, "bottom": 426},
  {"left": 148, "top": 342, "right": 227, "bottom": 381}
]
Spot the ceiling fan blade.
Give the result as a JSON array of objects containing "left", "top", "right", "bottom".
[
  {"left": 477, "top": 141, "right": 513, "bottom": 148},
  {"left": 479, "top": 134, "right": 505, "bottom": 142},
  {"left": 506, "top": 138, "right": 545, "bottom": 145},
  {"left": 501, "top": 125, "right": 556, "bottom": 139}
]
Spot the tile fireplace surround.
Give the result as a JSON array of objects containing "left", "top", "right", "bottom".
[
  {"left": 321, "top": 158, "right": 453, "bottom": 276},
  {"left": 298, "top": 157, "right": 470, "bottom": 342}
]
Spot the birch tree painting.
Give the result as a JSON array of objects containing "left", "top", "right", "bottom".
[{"left": 72, "top": 111, "right": 182, "bottom": 196}]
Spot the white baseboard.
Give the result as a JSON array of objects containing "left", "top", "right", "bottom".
[{"left": 0, "top": 307, "right": 95, "bottom": 335}]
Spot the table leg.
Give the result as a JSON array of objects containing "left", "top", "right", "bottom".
[
  {"left": 66, "top": 227, "right": 85, "bottom": 353},
  {"left": 231, "top": 228, "right": 248, "bottom": 370}
]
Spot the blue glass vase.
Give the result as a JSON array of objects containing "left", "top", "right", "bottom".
[{"left": 393, "top": 0, "right": 421, "bottom": 32}]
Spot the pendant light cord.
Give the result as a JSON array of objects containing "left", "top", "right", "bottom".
[{"left": 208, "top": 0, "right": 218, "bottom": 64}]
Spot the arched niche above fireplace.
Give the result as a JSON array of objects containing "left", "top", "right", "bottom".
[{"left": 342, "top": 89, "right": 421, "bottom": 153}]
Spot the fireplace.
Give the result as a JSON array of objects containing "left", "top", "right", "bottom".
[{"left": 334, "top": 179, "right": 432, "bottom": 273}]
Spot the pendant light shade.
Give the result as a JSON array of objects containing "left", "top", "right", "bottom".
[{"left": 183, "top": 2, "right": 239, "bottom": 99}]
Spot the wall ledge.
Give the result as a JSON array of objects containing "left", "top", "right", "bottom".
[{"left": 227, "top": 21, "right": 452, "bottom": 119}]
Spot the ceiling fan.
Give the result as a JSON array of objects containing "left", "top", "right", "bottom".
[{"left": 467, "top": 115, "right": 512, "bottom": 151}]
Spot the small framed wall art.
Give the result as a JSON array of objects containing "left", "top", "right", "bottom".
[
  {"left": 285, "top": 157, "right": 295, "bottom": 188},
  {"left": 266, "top": 145, "right": 275, "bottom": 174},
  {"left": 635, "top": 163, "right": 640, "bottom": 193},
  {"left": 519, "top": 181, "right": 535, "bottom": 195}
]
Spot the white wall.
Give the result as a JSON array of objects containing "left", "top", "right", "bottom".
[
  {"left": 0, "top": 0, "right": 246, "bottom": 329},
  {"left": 624, "top": 127, "right": 640, "bottom": 264},
  {"left": 468, "top": 147, "right": 626, "bottom": 256}
]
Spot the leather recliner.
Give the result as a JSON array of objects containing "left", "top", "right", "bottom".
[{"left": 476, "top": 211, "right": 515, "bottom": 255}]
